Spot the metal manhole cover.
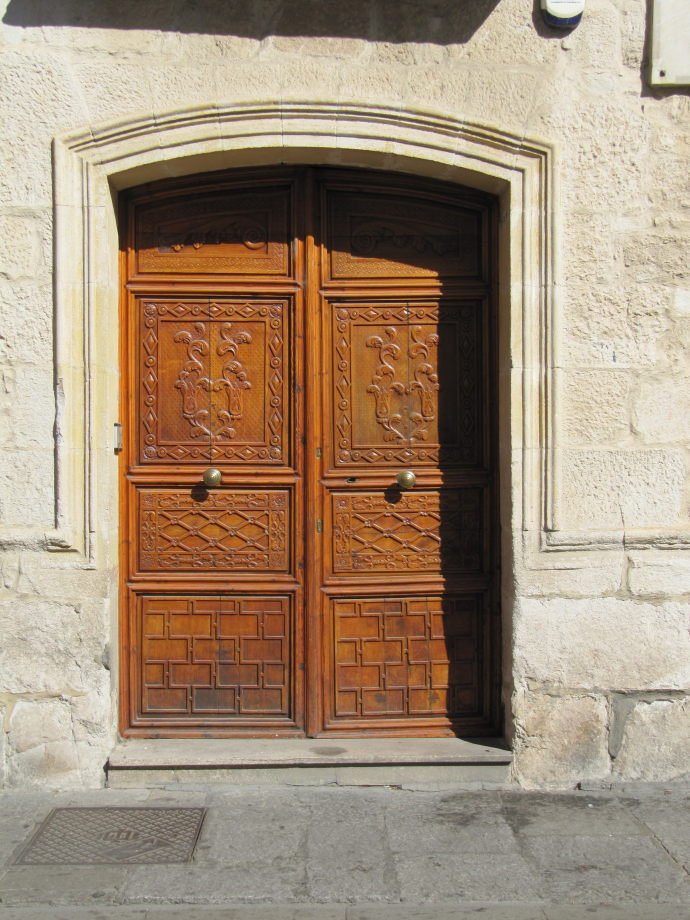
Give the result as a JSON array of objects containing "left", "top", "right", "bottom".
[{"left": 15, "top": 807, "right": 206, "bottom": 865}]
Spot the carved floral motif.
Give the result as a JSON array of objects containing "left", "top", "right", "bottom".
[
  {"left": 366, "top": 324, "right": 440, "bottom": 443},
  {"left": 174, "top": 322, "right": 252, "bottom": 440}
]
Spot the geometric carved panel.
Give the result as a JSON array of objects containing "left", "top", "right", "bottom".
[
  {"left": 331, "top": 301, "right": 482, "bottom": 468},
  {"left": 332, "top": 490, "right": 482, "bottom": 575},
  {"left": 332, "top": 595, "right": 481, "bottom": 720},
  {"left": 139, "top": 490, "right": 289, "bottom": 573},
  {"left": 326, "top": 190, "right": 482, "bottom": 280},
  {"left": 140, "top": 596, "right": 291, "bottom": 717},
  {"left": 134, "top": 187, "right": 291, "bottom": 276},
  {"left": 138, "top": 299, "right": 289, "bottom": 465}
]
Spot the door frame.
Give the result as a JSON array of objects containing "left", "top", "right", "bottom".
[
  {"left": 51, "top": 101, "right": 559, "bottom": 754},
  {"left": 118, "top": 165, "right": 500, "bottom": 738}
]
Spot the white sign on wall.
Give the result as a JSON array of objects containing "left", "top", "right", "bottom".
[{"left": 650, "top": 0, "right": 690, "bottom": 86}]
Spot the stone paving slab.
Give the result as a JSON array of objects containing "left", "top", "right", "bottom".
[
  {"left": 0, "top": 904, "right": 689, "bottom": 919},
  {"left": 0, "top": 785, "right": 688, "bottom": 916}
]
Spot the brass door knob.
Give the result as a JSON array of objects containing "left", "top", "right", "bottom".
[
  {"left": 202, "top": 467, "right": 222, "bottom": 488},
  {"left": 396, "top": 470, "right": 416, "bottom": 490}
]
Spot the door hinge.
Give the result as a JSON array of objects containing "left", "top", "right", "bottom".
[
  {"left": 113, "top": 422, "right": 123, "bottom": 453},
  {"left": 316, "top": 519, "right": 323, "bottom": 534},
  {"left": 316, "top": 447, "right": 322, "bottom": 459}
]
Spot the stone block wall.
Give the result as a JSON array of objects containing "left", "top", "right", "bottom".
[{"left": 0, "top": 0, "right": 688, "bottom": 788}]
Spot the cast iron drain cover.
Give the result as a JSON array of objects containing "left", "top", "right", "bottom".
[{"left": 15, "top": 807, "right": 206, "bottom": 865}]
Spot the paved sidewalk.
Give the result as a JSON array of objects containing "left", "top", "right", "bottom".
[{"left": 0, "top": 783, "right": 688, "bottom": 919}]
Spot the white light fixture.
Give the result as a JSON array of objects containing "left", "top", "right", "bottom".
[{"left": 541, "top": 0, "right": 585, "bottom": 29}]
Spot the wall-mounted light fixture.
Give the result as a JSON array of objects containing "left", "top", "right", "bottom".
[{"left": 541, "top": 0, "right": 585, "bottom": 29}]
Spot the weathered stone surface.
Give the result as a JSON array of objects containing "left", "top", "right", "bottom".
[
  {"left": 8, "top": 699, "right": 72, "bottom": 754},
  {"left": 0, "top": 599, "right": 109, "bottom": 695},
  {"left": 633, "top": 376, "right": 690, "bottom": 443},
  {"left": 623, "top": 234, "right": 690, "bottom": 285},
  {"left": 628, "top": 551, "right": 690, "bottom": 596},
  {"left": 613, "top": 699, "right": 690, "bottom": 782},
  {"left": 514, "top": 597, "right": 690, "bottom": 691},
  {"left": 0, "top": 282, "right": 53, "bottom": 365},
  {"left": 562, "top": 284, "right": 671, "bottom": 369},
  {"left": 512, "top": 693, "right": 610, "bottom": 788},
  {"left": 521, "top": 833, "right": 690, "bottom": 903},
  {"left": 0, "top": 212, "right": 49, "bottom": 281},
  {"left": 559, "top": 449, "right": 685, "bottom": 530},
  {"left": 562, "top": 370, "right": 632, "bottom": 445},
  {"left": 515, "top": 554, "right": 625, "bottom": 598}
]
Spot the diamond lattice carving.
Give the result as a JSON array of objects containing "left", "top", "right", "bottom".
[
  {"left": 139, "top": 490, "right": 288, "bottom": 572},
  {"left": 332, "top": 490, "right": 482, "bottom": 574}
]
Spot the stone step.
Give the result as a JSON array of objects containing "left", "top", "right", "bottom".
[{"left": 106, "top": 737, "right": 512, "bottom": 788}]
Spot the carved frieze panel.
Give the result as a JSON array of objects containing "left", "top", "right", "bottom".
[
  {"left": 134, "top": 188, "right": 291, "bottom": 276},
  {"left": 325, "top": 190, "right": 482, "bottom": 280},
  {"left": 138, "top": 489, "right": 289, "bottom": 573},
  {"left": 330, "top": 302, "right": 482, "bottom": 467},
  {"left": 140, "top": 595, "right": 291, "bottom": 717},
  {"left": 138, "top": 299, "right": 289, "bottom": 465},
  {"left": 331, "top": 594, "right": 481, "bottom": 720},
  {"left": 332, "top": 490, "right": 482, "bottom": 575}
]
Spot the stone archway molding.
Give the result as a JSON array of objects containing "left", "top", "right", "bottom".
[{"left": 49, "top": 101, "right": 558, "bottom": 564}]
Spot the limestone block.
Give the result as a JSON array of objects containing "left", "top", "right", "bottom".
[
  {"left": 71, "top": 689, "right": 113, "bottom": 742},
  {"left": 0, "top": 213, "right": 47, "bottom": 281},
  {"left": 531, "top": 90, "right": 651, "bottom": 210},
  {"left": 165, "top": 32, "right": 260, "bottom": 62},
  {"left": 8, "top": 698, "right": 72, "bottom": 754},
  {"left": 0, "top": 364, "right": 55, "bottom": 449},
  {"left": 213, "top": 61, "right": 293, "bottom": 106},
  {"left": 148, "top": 64, "right": 222, "bottom": 119},
  {"left": 623, "top": 234, "right": 689, "bottom": 285},
  {"left": 551, "top": 0, "right": 622, "bottom": 72},
  {"left": 337, "top": 62, "right": 408, "bottom": 108},
  {"left": 628, "top": 551, "right": 690, "bottom": 597},
  {"left": 265, "top": 35, "right": 368, "bottom": 61},
  {"left": 514, "top": 597, "right": 690, "bottom": 691},
  {"left": 370, "top": 42, "right": 448, "bottom": 68},
  {"left": 72, "top": 61, "right": 155, "bottom": 124},
  {"left": 559, "top": 449, "right": 684, "bottom": 530},
  {"left": 515, "top": 555, "right": 625, "bottom": 598},
  {"left": 450, "top": 68, "right": 544, "bottom": 134},
  {"left": 0, "top": 448, "right": 55, "bottom": 529},
  {"left": 562, "top": 211, "right": 618, "bottom": 287},
  {"left": 4, "top": 553, "right": 113, "bottom": 602},
  {"left": 562, "top": 284, "right": 670, "bottom": 369},
  {"left": 513, "top": 692, "right": 610, "bottom": 788},
  {"left": 562, "top": 370, "right": 632, "bottom": 445},
  {"left": 0, "top": 56, "right": 88, "bottom": 206},
  {"left": 648, "top": 151, "right": 690, "bottom": 214},
  {"left": 657, "top": 317, "right": 690, "bottom": 376},
  {"left": 0, "top": 599, "right": 109, "bottom": 695},
  {"left": 447, "top": 0, "right": 559, "bottom": 67},
  {"left": 633, "top": 376, "right": 690, "bottom": 444},
  {"left": 8, "top": 739, "right": 81, "bottom": 787},
  {"left": 613, "top": 699, "right": 690, "bottom": 782}
]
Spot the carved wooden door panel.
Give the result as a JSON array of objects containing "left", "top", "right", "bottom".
[
  {"left": 121, "top": 167, "right": 498, "bottom": 737},
  {"left": 122, "top": 173, "right": 305, "bottom": 734},
  {"left": 316, "top": 173, "right": 498, "bottom": 735}
]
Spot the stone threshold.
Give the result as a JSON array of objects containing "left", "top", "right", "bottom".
[{"left": 106, "top": 737, "right": 512, "bottom": 787}]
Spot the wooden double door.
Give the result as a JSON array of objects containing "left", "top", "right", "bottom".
[{"left": 121, "top": 167, "right": 499, "bottom": 737}]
